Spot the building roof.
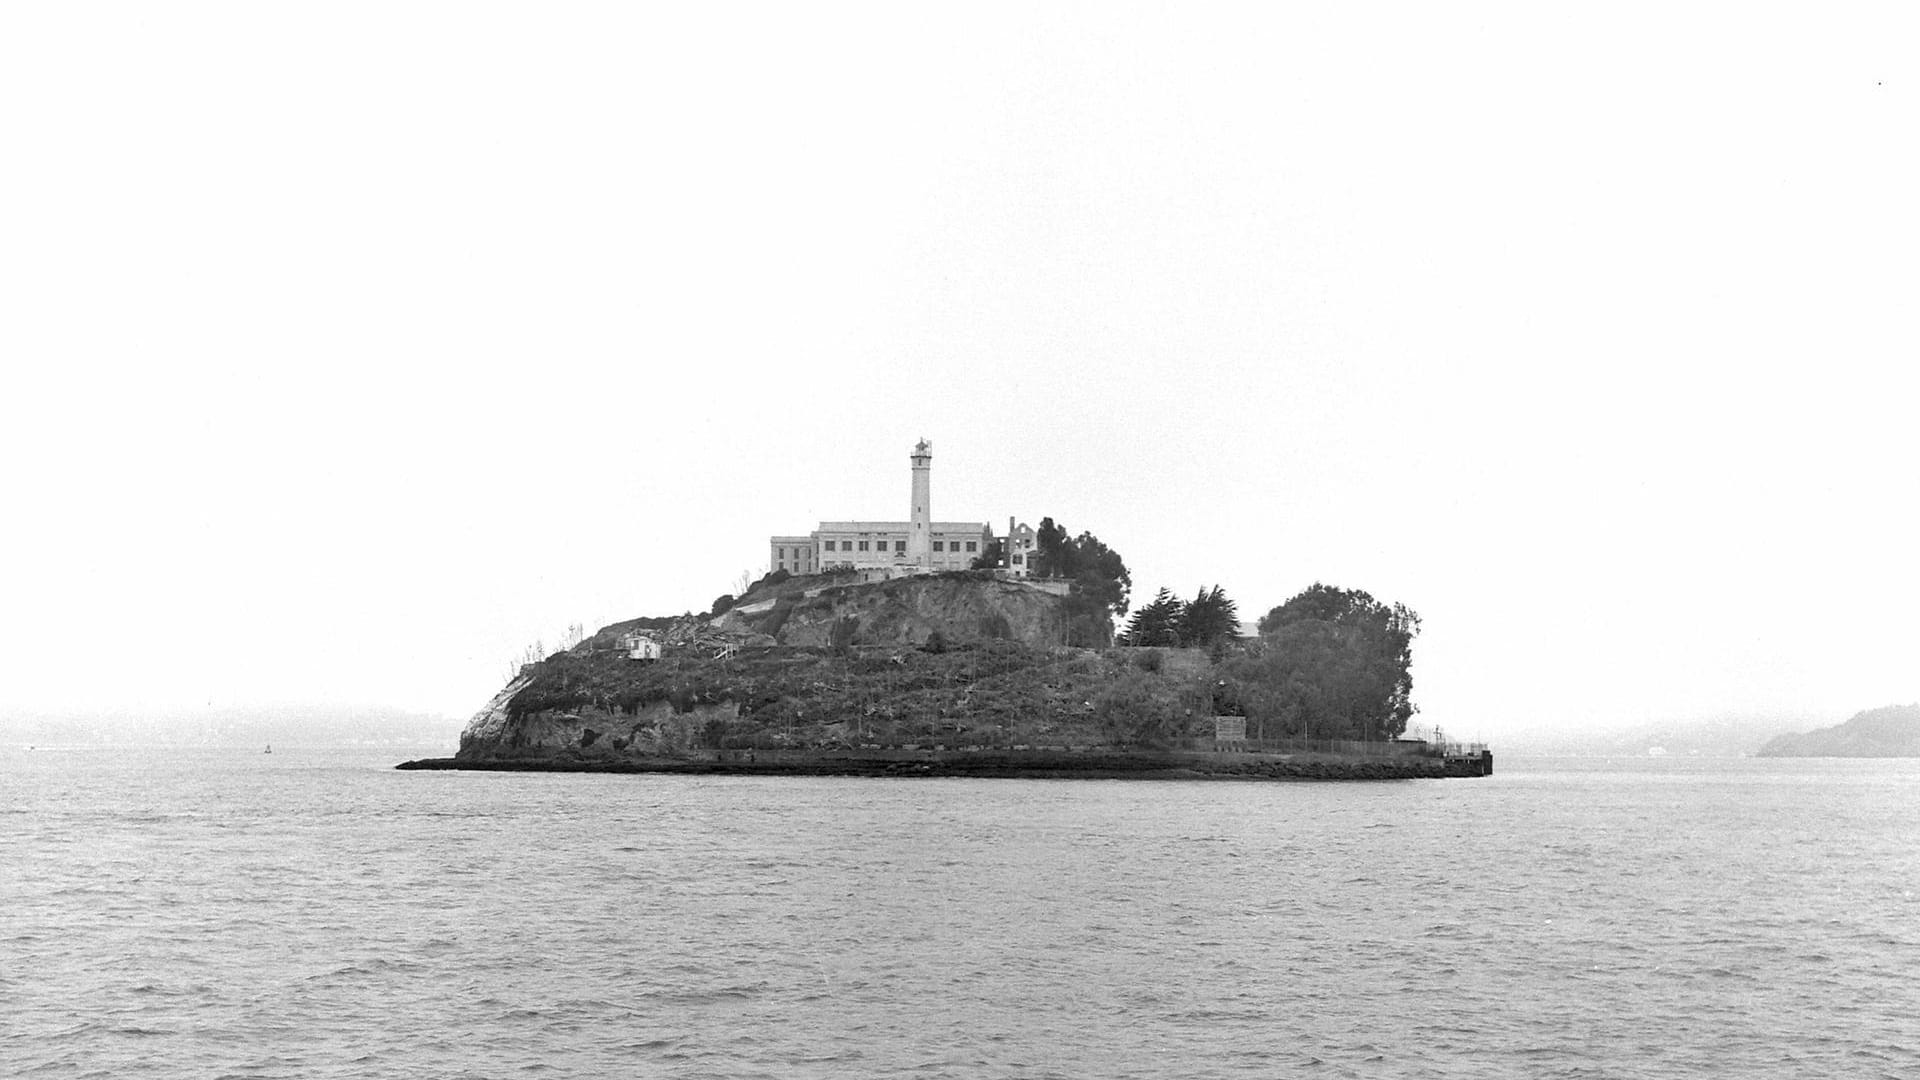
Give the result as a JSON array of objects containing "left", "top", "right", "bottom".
[{"left": 814, "top": 521, "right": 990, "bottom": 532}]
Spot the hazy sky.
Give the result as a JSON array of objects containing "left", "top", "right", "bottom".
[{"left": 3, "top": 5, "right": 1914, "bottom": 740}]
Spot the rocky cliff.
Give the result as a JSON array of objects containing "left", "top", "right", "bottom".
[{"left": 714, "top": 571, "right": 1083, "bottom": 649}]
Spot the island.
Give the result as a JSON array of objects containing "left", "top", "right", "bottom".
[
  {"left": 400, "top": 440, "right": 1489, "bottom": 780},
  {"left": 399, "top": 571, "right": 1490, "bottom": 781},
  {"left": 1754, "top": 704, "right": 1920, "bottom": 758}
]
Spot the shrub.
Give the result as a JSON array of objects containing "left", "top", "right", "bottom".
[
  {"left": 744, "top": 568, "right": 791, "bottom": 596},
  {"left": 1092, "top": 670, "right": 1179, "bottom": 746}
]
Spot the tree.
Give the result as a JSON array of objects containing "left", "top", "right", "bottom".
[
  {"left": 1027, "top": 519, "right": 1130, "bottom": 611},
  {"left": 1121, "top": 588, "right": 1184, "bottom": 646},
  {"left": 1023, "top": 516, "right": 1133, "bottom": 646},
  {"left": 1228, "top": 584, "right": 1421, "bottom": 741},
  {"left": 1032, "top": 517, "right": 1070, "bottom": 576},
  {"left": 1177, "top": 585, "right": 1240, "bottom": 648},
  {"left": 1065, "top": 530, "right": 1131, "bottom": 617}
]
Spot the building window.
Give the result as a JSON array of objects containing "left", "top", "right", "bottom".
[
  {"left": 933, "top": 541, "right": 944, "bottom": 552},
  {"left": 1012, "top": 554, "right": 1023, "bottom": 564},
  {"left": 894, "top": 541, "right": 906, "bottom": 552},
  {"left": 858, "top": 541, "right": 869, "bottom": 551},
  {"left": 965, "top": 541, "right": 977, "bottom": 552}
]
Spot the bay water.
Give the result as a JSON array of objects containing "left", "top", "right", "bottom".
[{"left": 4, "top": 747, "right": 1915, "bottom": 1078}]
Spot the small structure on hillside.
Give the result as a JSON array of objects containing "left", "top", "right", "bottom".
[
  {"left": 1213, "top": 716, "right": 1248, "bottom": 748},
  {"left": 619, "top": 631, "right": 662, "bottom": 661},
  {"left": 1001, "top": 517, "right": 1039, "bottom": 576}
]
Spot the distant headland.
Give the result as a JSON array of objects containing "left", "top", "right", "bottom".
[
  {"left": 402, "top": 441, "right": 1486, "bottom": 780},
  {"left": 1754, "top": 704, "right": 1920, "bottom": 758}
]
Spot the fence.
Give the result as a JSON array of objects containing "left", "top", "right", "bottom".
[
  {"left": 1181, "top": 735, "right": 1490, "bottom": 759},
  {"left": 703, "top": 735, "right": 1489, "bottom": 761}
]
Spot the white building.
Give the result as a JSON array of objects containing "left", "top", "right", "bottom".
[
  {"left": 618, "top": 631, "right": 661, "bottom": 660},
  {"left": 769, "top": 440, "right": 1031, "bottom": 578},
  {"left": 1002, "top": 517, "right": 1038, "bottom": 578}
]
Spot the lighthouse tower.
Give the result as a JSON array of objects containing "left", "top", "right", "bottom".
[{"left": 908, "top": 439, "right": 932, "bottom": 567}]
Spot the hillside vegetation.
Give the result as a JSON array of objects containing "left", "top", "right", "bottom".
[
  {"left": 456, "top": 572, "right": 1428, "bottom": 764},
  {"left": 479, "top": 639, "right": 1218, "bottom": 759}
]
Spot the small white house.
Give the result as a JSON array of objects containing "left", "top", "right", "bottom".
[{"left": 619, "top": 631, "right": 662, "bottom": 661}]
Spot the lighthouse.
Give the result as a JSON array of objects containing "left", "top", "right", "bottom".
[
  {"left": 908, "top": 438, "right": 932, "bottom": 566},
  {"left": 767, "top": 438, "right": 993, "bottom": 576}
]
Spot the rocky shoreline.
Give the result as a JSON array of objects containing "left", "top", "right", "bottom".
[{"left": 396, "top": 748, "right": 1493, "bottom": 781}]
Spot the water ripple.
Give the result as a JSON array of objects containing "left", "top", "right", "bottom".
[{"left": 4, "top": 749, "right": 1918, "bottom": 1078}]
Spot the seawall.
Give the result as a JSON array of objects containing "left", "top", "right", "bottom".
[{"left": 398, "top": 747, "right": 1493, "bottom": 780}]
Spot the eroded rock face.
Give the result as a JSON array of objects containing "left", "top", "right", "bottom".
[
  {"left": 458, "top": 697, "right": 742, "bottom": 761},
  {"left": 736, "top": 575, "right": 1079, "bottom": 648},
  {"left": 459, "top": 673, "right": 533, "bottom": 754}
]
